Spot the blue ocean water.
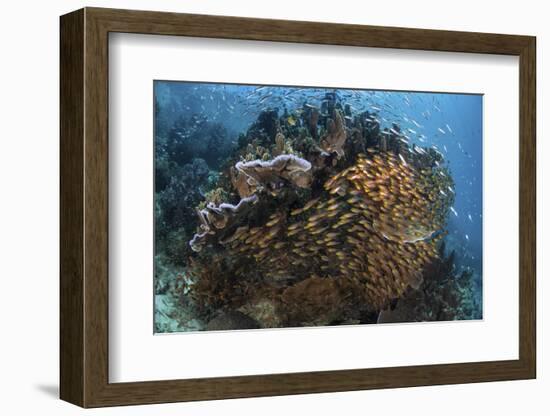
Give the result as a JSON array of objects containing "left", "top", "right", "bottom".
[{"left": 154, "top": 81, "right": 483, "bottom": 319}]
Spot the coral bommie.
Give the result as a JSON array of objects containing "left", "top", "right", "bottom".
[
  {"left": 186, "top": 103, "right": 455, "bottom": 327},
  {"left": 212, "top": 151, "right": 450, "bottom": 311}
]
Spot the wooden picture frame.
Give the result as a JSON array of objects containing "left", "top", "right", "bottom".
[{"left": 60, "top": 7, "right": 536, "bottom": 408}]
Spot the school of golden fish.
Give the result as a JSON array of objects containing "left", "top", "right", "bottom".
[{"left": 219, "top": 149, "right": 453, "bottom": 310}]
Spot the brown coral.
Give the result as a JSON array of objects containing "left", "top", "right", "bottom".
[
  {"left": 235, "top": 154, "right": 313, "bottom": 193},
  {"left": 320, "top": 109, "right": 347, "bottom": 158},
  {"left": 230, "top": 166, "right": 256, "bottom": 199},
  {"left": 272, "top": 132, "right": 286, "bottom": 157},
  {"left": 280, "top": 276, "right": 343, "bottom": 326},
  {"left": 307, "top": 107, "right": 320, "bottom": 139},
  {"left": 278, "top": 276, "right": 368, "bottom": 326}
]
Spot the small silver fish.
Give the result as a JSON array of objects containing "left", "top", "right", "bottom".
[
  {"left": 398, "top": 154, "right": 407, "bottom": 166},
  {"left": 259, "top": 94, "right": 272, "bottom": 103},
  {"left": 450, "top": 207, "right": 458, "bottom": 217},
  {"left": 414, "top": 146, "right": 425, "bottom": 155}
]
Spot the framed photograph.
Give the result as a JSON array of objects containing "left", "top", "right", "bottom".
[{"left": 60, "top": 7, "right": 536, "bottom": 407}]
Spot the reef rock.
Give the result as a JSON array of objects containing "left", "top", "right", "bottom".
[
  {"left": 280, "top": 276, "right": 345, "bottom": 326},
  {"left": 239, "top": 299, "right": 283, "bottom": 328},
  {"left": 206, "top": 311, "right": 260, "bottom": 331}
]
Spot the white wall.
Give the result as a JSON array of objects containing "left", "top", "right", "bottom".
[{"left": 0, "top": 0, "right": 545, "bottom": 414}]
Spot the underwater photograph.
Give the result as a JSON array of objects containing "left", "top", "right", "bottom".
[{"left": 153, "top": 81, "right": 483, "bottom": 333}]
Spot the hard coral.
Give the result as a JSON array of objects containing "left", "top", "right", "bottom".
[
  {"left": 189, "top": 195, "right": 258, "bottom": 252},
  {"left": 320, "top": 109, "right": 347, "bottom": 158},
  {"left": 186, "top": 256, "right": 248, "bottom": 318},
  {"left": 277, "top": 275, "right": 371, "bottom": 327},
  {"left": 235, "top": 154, "right": 313, "bottom": 193},
  {"left": 280, "top": 276, "right": 343, "bottom": 326},
  {"left": 272, "top": 132, "right": 286, "bottom": 157},
  {"left": 378, "top": 243, "right": 480, "bottom": 323},
  {"left": 230, "top": 166, "right": 256, "bottom": 199}
]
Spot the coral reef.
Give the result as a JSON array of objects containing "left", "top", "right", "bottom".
[
  {"left": 377, "top": 242, "right": 481, "bottom": 323},
  {"left": 155, "top": 158, "right": 211, "bottom": 265},
  {"left": 181, "top": 101, "right": 457, "bottom": 328},
  {"left": 279, "top": 276, "right": 369, "bottom": 327},
  {"left": 210, "top": 151, "right": 448, "bottom": 312}
]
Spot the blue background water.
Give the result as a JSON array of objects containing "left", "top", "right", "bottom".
[{"left": 154, "top": 81, "right": 483, "bottom": 306}]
